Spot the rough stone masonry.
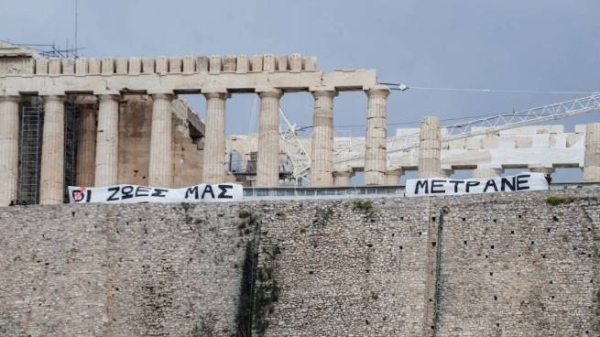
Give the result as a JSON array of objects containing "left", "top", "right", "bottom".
[{"left": 0, "top": 188, "right": 598, "bottom": 336}]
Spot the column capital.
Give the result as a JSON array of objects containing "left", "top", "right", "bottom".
[
  {"left": 528, "top": 165, "right": 555, "bottom": 174},
  {"left": 310, "top": 89, "right": 338, "bottom": 98},
  {"left": 385, "top": 168, "right": 404, "bottom": 176},
  {"left": 333, "top": 169, "right": 354, "bottom": 178},
  {"left": 0, "top": 95, "right": 21, "bottom": 103},
  {"left": 151, "top": 93, "right": 174, "bottom": 101},
  {"left": 97, "top": 94, "right": 120, "bottom": 102},
  {"left": 257, "top": 88, "right": 283, "bottom": 98},
  {"left": 203, "top": 91, "right": 229, "bottom": 100},
  {"left": 365, "top": 84, "right": 391, "bottom": 98},
  {"left": 74, "top": 95, "right": 98, "bottom": 106},
  {"left": 42, "top": 95, "right": 66, "bottom": 102}
]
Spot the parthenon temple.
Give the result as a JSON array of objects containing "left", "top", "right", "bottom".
[{"left": 1, "top": 41, "right": 599, "bottom": 205}]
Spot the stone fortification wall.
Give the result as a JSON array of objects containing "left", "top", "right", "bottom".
[
  {"left": 0, "top": 202, "right": 254, "bottom": 337},
  {"left": 0, "top": 189, "right": 598, "bottom": 336}
]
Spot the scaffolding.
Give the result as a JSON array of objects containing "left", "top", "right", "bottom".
[
  {"left": 17, "top": 100, "right": 79, "bottom": 204},
  {"left": 18, "top": 103, "right": 44, "bottom": 204},
  {"left": 64, "top": 103, "right": 78, "bottom": 202}
]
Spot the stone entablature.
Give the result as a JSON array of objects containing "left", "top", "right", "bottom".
[{"left": 0, "top": 54, "right": 318, "bottom": 76}]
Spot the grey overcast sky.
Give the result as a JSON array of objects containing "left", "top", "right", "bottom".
[{"left": 1, "top": 0, "right": 599, "bottom": 180}]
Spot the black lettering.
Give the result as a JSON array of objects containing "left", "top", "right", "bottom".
[
  {"left": 431, "top": 180, "right": 446, "bottom": 194},
  {"left": 135, "top": 186, "right": 150, "bottom": 197},
  {"left": 86, "top": 190, "right": 92, "bottom": 202},
  {"left": 466, "top": 181, "right": 480, "bottom": 193},
  {"left": 415, "top": 180, "right": 429, "bottom": 194},
  {"left": 107, "top": 186, "right": 120, "bottom": 201},
  {"left": 449, "top": 180, "right": 465, "bottom": 193},
  {"left": 121, "top": 185, "right": 135, "bottom": 199},
  {"left": 151, "top": 188, "right": 168, "bottom": 198},
  {"left": 218, "top": 184, "right": 234, "bottom": 199},
  {"left": 516, "top": 174, "right": 530, "bottom": 190},
  {"left": 500, "top": 177, "right": 516, "bottom": 191},
  {"left": 185, "top": 186, "right": 199, "bottom": 199},
  {"left": 201, "top": 185, "right": 215, "bottom": 199},
  {"left": 483, "top": 179, "right": 498, "bottom": 192}
]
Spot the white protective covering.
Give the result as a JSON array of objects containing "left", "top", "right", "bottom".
[
  {"left": 406, "top": 172, "right": 548, "bottom": 197},
  {"left": 68, "top": 183, "right": 243, "bottom": 204}
]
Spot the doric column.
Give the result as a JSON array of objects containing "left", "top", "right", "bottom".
[
  {"left": 473, "top": 165, "right": 503, "bottom": 178},
  {"left": 418, "top": 116, "right": 442, "bottom": 178},
  {"left": 365, "top": 85, "right": 390, "bottom": 185},
  {"left": 310, "top": 90, "right": 336, "bottom": 187},
  {"left": 256, "top": 88, "right": 283, "bottom": 187},
  {"left": 0, "top": 96, "right": 21, "bottom": 206},
  {"left": 75, "top": 96, "right": 97, "bottom": 187},
  {"left": 40, "top": 95, "right": 66, "bottom": 204},
  {"left": 149, "top": 93, "right": 174, "bottom": 187},
  {"left": 94, "top": 94, "right": 120, "bottom": 187},
  {"left": 333, "top": 168, "right": 354, "bottom": 187},
  {"left": 385, "top": 168, "right": 404, "bottom": 185},
  {"left": 583, "top": 123, "right": 600, "bottom": 182},
  {"left": 202, "top": 91, "right": 228, "bottom": 183}
]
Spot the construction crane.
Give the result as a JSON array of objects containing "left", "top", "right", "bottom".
[
  {"left": 279, "top": 108, "right": 312, "bottom": 183},
  {"left": 284, "top": 93, "right": 600, "bottom": 181}
]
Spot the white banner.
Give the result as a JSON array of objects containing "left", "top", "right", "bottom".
[
  {"left": 68, "top": 183, "right": 243, "bottom": 204},
  {"left": 405, "top": 172, "right": 548, "bottom": 197}
]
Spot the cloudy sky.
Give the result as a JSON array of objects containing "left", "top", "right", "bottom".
[{"left": 2, "top": 0, "right": 599, "bottom": 180}]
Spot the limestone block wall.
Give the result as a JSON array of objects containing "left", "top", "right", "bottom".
[
  {"left": 436, "top": 192, "right": 600, "bottom": 336},
  {"left": 118, "top": 95, "right": 203, "bottom": 187},
  {"left": 255, "top": 191, "right": 599, "bottom": 337},
  {"left": 255, "top": 198, "right": 432, "bottom": 336},
  {"left": 0, "top": 189, "right": 598, "bottom": 336},
  {"left": 0, "top": 203, "right": 253, "bottom": 337}
]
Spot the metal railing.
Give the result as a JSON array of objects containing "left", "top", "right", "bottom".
[{"left": 242, "top": 182, "right": 598, "bottom": 200}]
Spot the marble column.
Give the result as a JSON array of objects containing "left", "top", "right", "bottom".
[
  {"left": 473, "top": 165, "right": 503, "bottom": 179},
  {"left": 257, "top": 89, "right": 283, "bottom": 187},
  {"left": 310, "top": 90, "right": 336, "bottom": 187},
  {"left": 365, "top": 85, "right": 390, "bottom": 185},
  {"left": 0, "top": 96, "right": 21, "bottom": 206},
  {"left": 333, "top": 169, "right": 354, "bottom": 187},
  {"left": 149, "top": 94, "right": 174, "bottom": 187},
  {"left": 418, "top": 116, "right": 442, "bottom": 178},
  {"left": 40, "top": 95, "right": 66, "bottom": 204},
  {"left": 385, "top": 168, "right": 404, "bottom": 185},
  {"left": 583, "top": 123, "right": 600, "bottom": 182},
  {"left": 94, "top": 95, "right": 120, "bottom": 187},
  {"left": 202, "top": 92, "right": 228, "bottom": 184},
  {"left": 75, "top": 96, "right": 97, "bottom": 187}
]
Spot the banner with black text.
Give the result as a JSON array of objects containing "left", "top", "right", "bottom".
[
  {"left": 68, "top": 183, "right": 243, "bottom": 204},
  {"left": 405, "top": 172, "right": 548, "bottom": 197}
]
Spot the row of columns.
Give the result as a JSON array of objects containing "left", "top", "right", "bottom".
[
  {"left": 0, "top": 85, "right": 393, "bottom": 205},
  {"left": 201, "top": 85, "right": 391, "bottom": 188},
  {"left": 0, "top": 93, "right": 176, "bottom": 206}
]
